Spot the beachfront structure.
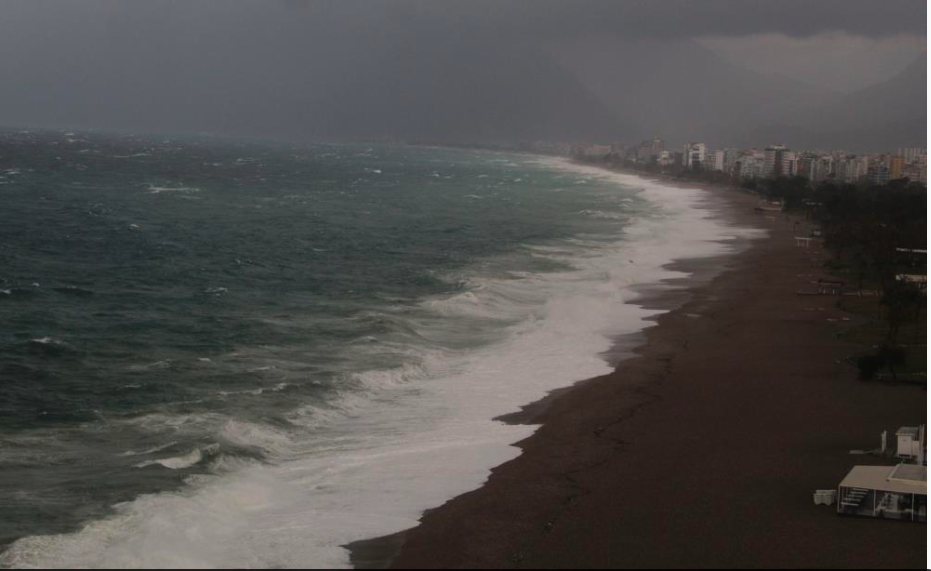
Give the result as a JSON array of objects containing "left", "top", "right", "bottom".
[
  {"left": 780, "top": 150, "right": 798, "bottom": 177},
  {"left": 837, "top": 464, "right": 927, "bottom": 522},
  {"left": 897, "top": 147, "right": 926, "bottom": 164},
  {"left": 896, "top": 426, "right": 925, "bottom": 461},
  {"left": 762, "top": 145, "right": 785, "bottom": 178},
  {"left": 682, "top": 142, "right": 706, "bottom": 170},
  {"left": 575, "top": 143, "right": 612, "bottom": 158},
  {"left": 735, "top": 151, "right": 765, "bottom": 179},
  {"left": 722, "top": 148, "right": 740, "bottom": 173},
  {"left": 555, "top": 136, "right": 924, "bottom": 187},
  {"left": 636, "top": 137, "right": 665, "bottom": 162},
  {"left": 709, "top": 149, "right": 726, "bottom": 172}
]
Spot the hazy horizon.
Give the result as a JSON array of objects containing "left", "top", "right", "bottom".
[{"left": 0, "top": 0, "right": 926, "bottom": 150}]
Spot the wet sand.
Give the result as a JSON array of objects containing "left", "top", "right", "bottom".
[{"left": 349, "top": 181, "right": 926, "bottom": 568}]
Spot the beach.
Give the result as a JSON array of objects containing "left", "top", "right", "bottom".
[
  {"left": 349, "top": 176, "right": 926, "bottom": 568},
  {"left": 5, "top": 141, "right": 764, "bottom": 568}
]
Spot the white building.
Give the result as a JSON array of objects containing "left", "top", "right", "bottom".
[
  {"left": 762, "top": 145, "right": 800, "bottom": 178},
  {"left": 897, "top": 426, "right": 926, "bottom": 461},
  {"left": 837, "top": 464, "right": 926, "bottom": 522},
  {"left": 835, "top": 156, "right": 865, "bottom": 183},
  {"left": 812, "top": 156, "right": 834, "bottom": 182},
  {"left": 722, "top": 148, "right": 740, "bottom": 174},
  {"left": 711, "top": 149, "right": 726, "bottom": 172},
  {"left": 780, "top": 151, "right": 798, "bottom": 177},
  {"left": 576, "top": 143, "right": 612, "bottom": 158},
  {"left": 736, "top": 151, "right": 765, "bottom": 179},
  {"left": 897, "top": 147, "right": 926, "bottom": 164},
  {"left": 682, "top": 142, "right": 706, "bottom": 169}
]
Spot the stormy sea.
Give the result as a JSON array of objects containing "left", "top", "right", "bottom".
[{"left": 0, "top": 130, "right": 746, "bottom": 567}]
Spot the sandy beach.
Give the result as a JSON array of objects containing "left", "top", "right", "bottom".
[{"left": 349, "top": 178, "right": 926, "bottom": 568}]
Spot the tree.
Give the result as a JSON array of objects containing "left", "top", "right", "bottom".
[{"left": 881, "top": 279, "right": 923, "bottom": 344}]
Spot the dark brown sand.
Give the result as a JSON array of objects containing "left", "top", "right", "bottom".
[{"left": 349, "top": 182, "right": 926, "bottom": 569}]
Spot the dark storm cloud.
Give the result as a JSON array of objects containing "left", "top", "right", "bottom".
[
  {"left": 400, "top": 0, "right": 926, "bottom": 40},
  {"left": 0, "top": 0, "right": 924, "bottom": 146}
]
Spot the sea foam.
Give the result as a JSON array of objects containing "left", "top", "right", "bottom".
[{"left": 1, "top": 160, "right": 762, "bottom": 569}]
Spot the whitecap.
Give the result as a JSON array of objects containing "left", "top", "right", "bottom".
[
  {"left": 2, "top": 155, "right": 765, "bottom": 570},
  {"left": 134, "top": 446, "right": 216, "bottom": 470},
  {"left": 146, "top": 185, "right": 200, "bottom": 194},
  {"left": 118, "top": 441, "right": 179, "bottom": 457}
]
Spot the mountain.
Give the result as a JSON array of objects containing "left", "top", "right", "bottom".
[
  {"left": 550, "top": 37, "right": 839, "bottom": 148},
  {"left": 0, "top": 0, "right": 919, "bottom": 150},
  {"left": 307, "top": 37, "right": 634, "bottom": 143},
  {"left": 744, "top": 53, "right": 927, "bottom": 152},
  {"left": 0, "top": 4, "right": 632, "bottom": 144}
]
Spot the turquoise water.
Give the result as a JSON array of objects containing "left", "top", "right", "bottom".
[{"left": 1, "top": 130, "right": 685, "bottom": 565}]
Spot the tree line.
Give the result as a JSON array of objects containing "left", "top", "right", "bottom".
[{"left": 762, "top": 176, "right": 926, "bottom": 381}]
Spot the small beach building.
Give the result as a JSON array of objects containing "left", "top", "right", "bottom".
[
  {"left": 837, "top": 464, "right": 926, "bottom": 522},
  {"left": 895, "top": 426, "right": 925, "bottom": 462}
]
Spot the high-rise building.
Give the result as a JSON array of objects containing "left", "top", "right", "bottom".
[
  {"left": 735, "top": 150, "right": 765, "bottom": 179},
  {"left": 723, "top": 148, "right": 740, "bottom": 174},
  {"left": 835, "top": 156, "right": 865, "bottom": 183},
  {"left": 868, "top": 164, "right": 889, "bottom": 185},
  {"left": 779, "top": 151, "right": 798, "bottom": 177},
  {"left": 812, "top": 156, "right": 834, "bottom": 182},
  {"left": 897, "top": 147, "right": 926, "bottom": 164},
  {"left": 711, "top": 149, "right": 726, "bottom": 172},
  {"left": 763, "top": 145, "right": 788, "bottom": 178},
  {"left": 889, "top": 156, "right": 906, "bottom": 180},
  {"left": 682, "top": 142, "right": 706, "bottom": 169}
]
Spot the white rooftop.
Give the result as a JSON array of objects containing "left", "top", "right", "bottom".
[
  {"left": 890, "top": 464, "right": 926, "bottom": 484},
  {"left": 840, "top": 465, "right": 927, "bottom": 496}
]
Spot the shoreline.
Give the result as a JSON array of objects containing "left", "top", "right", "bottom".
[
  {"left": 345, "top": 172, "right": 757, "bottom": 568},
  {"left": 345, "top": 166, "right": 756, "bottom": 569},
  {"left": 347, "top": 168, "right": 925, "bottom": 568}
]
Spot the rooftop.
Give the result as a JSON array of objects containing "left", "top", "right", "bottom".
[
  {"left": 897, "top": 426, "right": 920, "bottom": 437},
  {"left": 840, "top": 465, "right": 927, "bottom": 496},
  {"left": 889, "top": 464, "right": 927, "bottom": 484}
]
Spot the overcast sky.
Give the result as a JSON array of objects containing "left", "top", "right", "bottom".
[
  {"left": 0, "top": 0, "right": 924, "bottom": 143},
  {"left": 698, "top": 32, "right": 925, "bottom": 93}
]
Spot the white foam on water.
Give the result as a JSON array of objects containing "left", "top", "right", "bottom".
[
  {"left": 146, "top": 185, "right": 200, "bottom": 194},
  {"left": 134, "top": 448, "right": 208, "bottom": 470},
  {"left": 2, "top": 161, "right": 763, "bottom": 569},
  {"left": 118, "top": 441, "right": 179, "bottom": 458}
]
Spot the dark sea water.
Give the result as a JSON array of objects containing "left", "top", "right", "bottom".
[{"left": 0, "top": 130, "right": 749, "bottom": 567}]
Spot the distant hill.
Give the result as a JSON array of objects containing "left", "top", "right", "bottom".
[
  {"left": 551, "top": 38, "right": 839, "bottom": 148},
  {"left": 0, "top": 0, "right": 920, "bottom": 151},
  {"left": 0, "top": 5, "right": 631, "bottom": 144},
  {"left": 744, "top": 53, "right": 927, "bottom": 152},
  {"left": 308, "top": 37, "right": 633, "bottom": 143}
]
